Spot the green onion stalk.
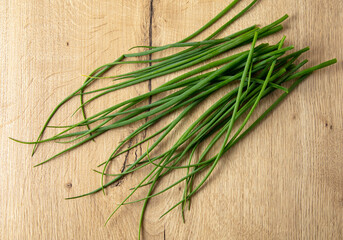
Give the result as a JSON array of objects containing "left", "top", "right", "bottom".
[{"left": 11, "top": 0, "right": 337, "bottom": 239}]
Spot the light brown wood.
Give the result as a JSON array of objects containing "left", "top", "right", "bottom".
[{"left": 1, "top": 0, "right": 342, "bottom": 239}]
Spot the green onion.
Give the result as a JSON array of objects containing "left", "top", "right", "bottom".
[{"left": 11, "top": 0, "right": 337, "bottom": 239}]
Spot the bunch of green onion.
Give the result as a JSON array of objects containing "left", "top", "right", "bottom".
[{"left": 12, "top": 0, "right": 336, "bottom": 238}]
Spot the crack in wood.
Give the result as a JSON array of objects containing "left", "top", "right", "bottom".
[
  {"left": 148, "top": 0, "right": 154, "bottom": 101},
  {"left": 113, "top": 138, "right": 133, "bottom": 187},
  {"left": 142, "top": 0, "right": 154, "bottom": 142}
]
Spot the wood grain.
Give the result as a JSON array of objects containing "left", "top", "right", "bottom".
[{"left": 1, "top": 0, "right": 342, "bottom": 239}]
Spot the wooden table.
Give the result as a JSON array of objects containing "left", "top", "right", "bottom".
[{"left": 1, "top": 0, "right": 342, "bottom": 239}]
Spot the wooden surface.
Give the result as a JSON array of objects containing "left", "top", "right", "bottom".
[{"left": 1, "top": 0, "right": 342, "bottom": 239}]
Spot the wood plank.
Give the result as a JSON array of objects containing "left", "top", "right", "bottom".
[
  {"left": 0, "top": 1, "right": 152, "bottom": 239},
  {"left": 1, "top": 0, "right": 342, "bottom": 239}
]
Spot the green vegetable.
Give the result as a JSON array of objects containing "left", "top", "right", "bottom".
[{"left": 11, "top": 0, "right": 336, "bottom": 239}]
